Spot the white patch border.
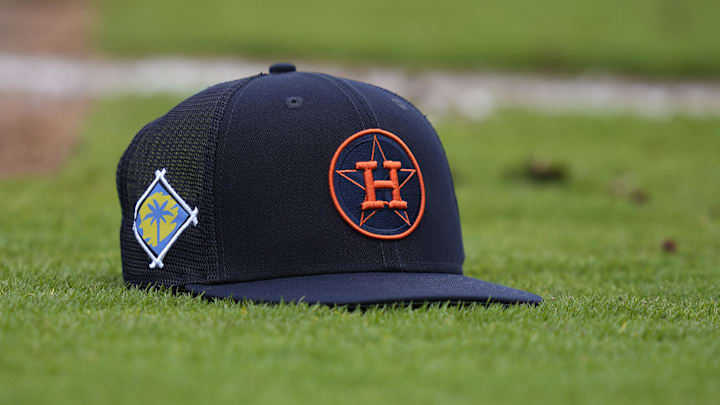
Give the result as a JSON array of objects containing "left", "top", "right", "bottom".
[{"left": 132, "top": 168, "right": 198, "bottom": 269}]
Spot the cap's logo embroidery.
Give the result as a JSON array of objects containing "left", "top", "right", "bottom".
[
  {"left": 329, "top": 128, "right": 425, "bottom": 239},
  {"left": 133, "top": 169, "right": 198, "bottom": 268}
]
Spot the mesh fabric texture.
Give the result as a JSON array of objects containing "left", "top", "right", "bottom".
[{"left": 116, "top": 76, "right": 261, "bottom": 287}]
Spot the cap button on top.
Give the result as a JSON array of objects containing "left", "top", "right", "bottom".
[{"left": 269, "top": 62, "right": 296, "bottom": 74}]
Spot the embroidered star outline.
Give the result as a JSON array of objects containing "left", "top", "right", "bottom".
[{"left": 335, "top": 135, "right": 416, "bottom": 228}]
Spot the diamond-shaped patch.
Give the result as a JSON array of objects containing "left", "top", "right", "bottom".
[{"left": 133, "top": 169, "right": 198, "bottom": 268}]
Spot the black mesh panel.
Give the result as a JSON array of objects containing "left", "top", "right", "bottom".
[{"left": 116, "top": 76, "right": 261, "bottom": 286}]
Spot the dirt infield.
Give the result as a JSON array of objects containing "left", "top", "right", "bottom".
[
  {"left": 0, "top": 0, "right": 91, "bottom": 176},
  {"left": 0, "top": 0, "right": 92, "bottom": 55},
  {"left": 0, "top": 95, "right": 87, "bottom": 175}
]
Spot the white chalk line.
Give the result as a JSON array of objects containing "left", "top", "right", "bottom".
[{"left": 1, "top": 52, "right": 719, "bottom": 119}]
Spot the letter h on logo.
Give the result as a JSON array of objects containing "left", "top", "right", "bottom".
[{"left": 355, "top": 160, "right": 408, "bottom": 211}]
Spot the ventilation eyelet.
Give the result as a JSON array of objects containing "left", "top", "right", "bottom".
[{"left": 285, "top": 96, "right": 303, "bottom": 109}]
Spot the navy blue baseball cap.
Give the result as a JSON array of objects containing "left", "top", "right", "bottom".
[{"left": 116, "top": 63, "right": 542, "bottom": 306}]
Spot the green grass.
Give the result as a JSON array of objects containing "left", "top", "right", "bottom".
[
  {"left": 1, "top": 96, "right": 720, "bottom": 404},
  {"left": 97, "top": 0, "right": 720, "bottom": 77}
]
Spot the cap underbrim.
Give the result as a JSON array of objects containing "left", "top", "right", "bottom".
[{"left": 185, "top": 272, "right": 542, "bottom": 306}]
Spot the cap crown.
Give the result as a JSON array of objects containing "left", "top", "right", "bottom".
[{"left": 117, "top": 72, "right": 464, "bottom": 287}]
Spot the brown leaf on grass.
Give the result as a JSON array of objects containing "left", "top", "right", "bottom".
[
  {"left": 629, "top": 188, "right": 650, "bottom": 205},
  {"left": 503, "top": 156, "right": 569, "bottom": 184},
  {"left": 662, "top": 239, "right": 677, "bottom": 253},
  {"left": 525, "top": 158, "right": 568, "bottom": 183}
]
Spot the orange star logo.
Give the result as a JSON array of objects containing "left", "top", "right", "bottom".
[{"left": 329, "top": 129, "right": 425, "bottom": 239}]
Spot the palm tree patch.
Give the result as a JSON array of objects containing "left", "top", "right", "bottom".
[{"left": 133, "top": 169, "right": 198, "bottom": 269}]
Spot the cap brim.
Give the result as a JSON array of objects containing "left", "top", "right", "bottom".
[{"left": 185, "top": 272, "right": 542, "bottom": 306}]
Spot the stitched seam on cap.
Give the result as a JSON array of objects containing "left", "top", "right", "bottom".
[
  {"left": 213, "top": 74, "right": 267, "bottom": 281},
  {"left": 322, "top": 74, "right": 400, "bottom": 268},
  {"left": 310, "top": 73, "right": 367, "bottom": 129},
  {"left": 311, "top": 75, "right": 382, "bottom": 269},
  {"left": 310, "top": 73, "right": 383, "bottom": 269},
  {"left": 341, "top": 78, "right": 380, "bottom": 128},
  {"left": 369, "top": 83, "right": 465, "bottom": 263},
  {"left": 192, "top": 262, "right": 464, "bottom": 286}
]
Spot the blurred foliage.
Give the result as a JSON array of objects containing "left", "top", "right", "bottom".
[{"left": 98, "top": 0, "right": 720, "bottom": 77}]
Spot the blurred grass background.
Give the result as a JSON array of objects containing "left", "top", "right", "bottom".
[
  {"left": 98, "top": 0, "right": 720, "bottom": 77},
  {"left": 2, "top": 0, "right": 720, "bottom": 403},
  {"left": 1, "top": 97, "right": 719, "bottom": 404}
]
